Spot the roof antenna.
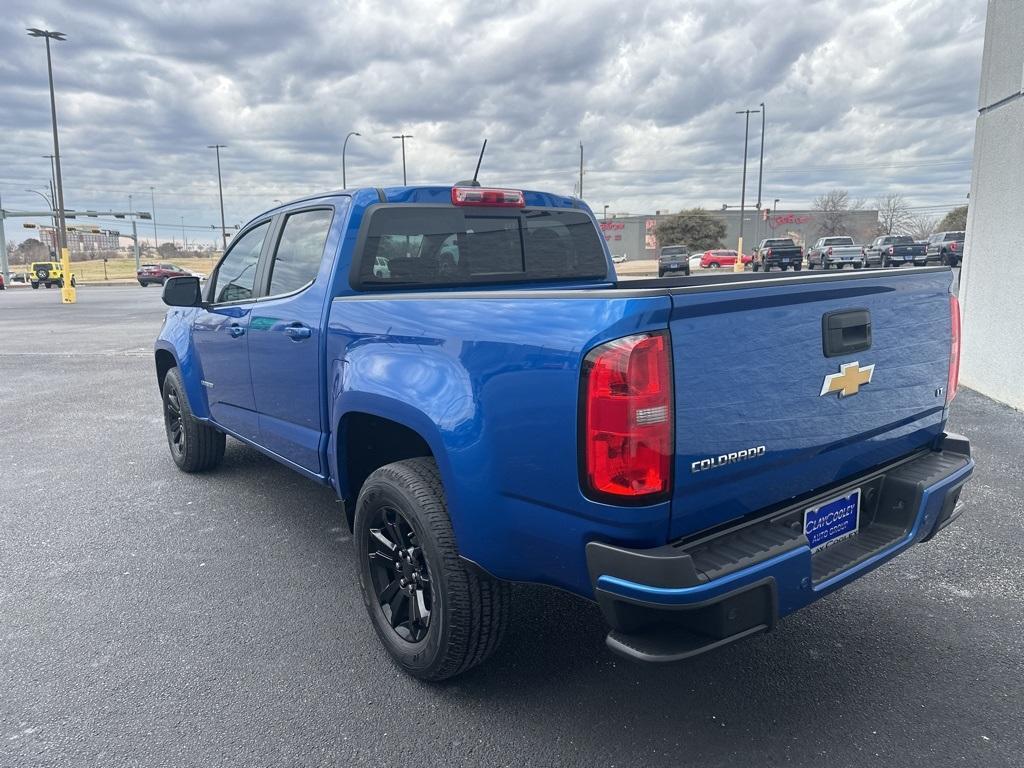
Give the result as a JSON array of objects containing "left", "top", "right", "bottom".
[{"left": 457, "top": 139, "right": 487, "bottom": 187}]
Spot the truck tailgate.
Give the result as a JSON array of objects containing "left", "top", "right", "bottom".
[{"left": 667, "top": 269, "right": 953, "bottom": 540}]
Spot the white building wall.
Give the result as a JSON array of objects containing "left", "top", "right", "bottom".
[{"left": 958, "top": 0, "right": 1024, "bottom": 410}]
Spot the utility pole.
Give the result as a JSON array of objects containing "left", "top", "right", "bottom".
[
  {"left": 0, "top": 194, "right": 9, "bottom": 282},
  {"left": 28, "top": 27, "right": 74, "bottom": 303},
  {"left": 754, "top": 103, "right": 766, "bottom": 252},
  {"left": 578, "top": 142, "right": 584, "bottom": 200},
  {"left": 735, "top": 108, "right": 760, "bottom": 273},
  {"left": 181, "top": 217, "right": 187, "bottom": 251},
  {"left": 342, "top": 131, "right": 360, "bottom": 188},
  {"left": 392, "top": 134, "right": 412, "bottom": 185},
  {"left": 150, "top": 186, "right": 158, "bottom": 249},
  {"left": 208, "top": 144, "right": 228, "bottom": 250}
]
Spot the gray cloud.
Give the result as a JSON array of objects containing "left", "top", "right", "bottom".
[{"left": 2, "top": 0, "right": 986, "bottom": 245}]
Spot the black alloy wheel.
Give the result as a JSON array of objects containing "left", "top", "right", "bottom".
[
  {"left": 164, "top": 386, "right": 186, "bottom": 459},
  {"left": 365, "top": 505, "right": 433, "bottom": 643}
]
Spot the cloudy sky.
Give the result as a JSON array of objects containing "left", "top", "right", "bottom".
[{"left": 2, "top": 0, "right": 987, "bottom": 246}]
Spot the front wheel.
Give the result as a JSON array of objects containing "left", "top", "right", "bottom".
[
  {"left": 355, "top": 458, "right": 511, "bottom": 681},
  {"left": 162, "top": 367, "right": 225, "bottom": 472},
  {"left": 31, "top": 282, "right": 40, "bottom": 290}
]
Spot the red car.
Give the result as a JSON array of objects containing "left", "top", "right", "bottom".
[
  {"left": 698, "top": 249, "right": 752, "bottom": 269},
  {"left": 137, "top": 263, "right": 194, "bottom": 287},
  {"left": 0, "top": 273, "right": 5, "bottom": 290}
]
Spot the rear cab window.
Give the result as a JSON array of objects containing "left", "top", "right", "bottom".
[
  {"left": 353, "top": 206, "right": 607, "bottom": 289},
  {"left": 945, "top": 232, "right": 964, "bottom": 241}
]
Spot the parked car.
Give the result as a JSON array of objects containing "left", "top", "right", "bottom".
[
  {"left": 137, "top": 263, "right": 195, "bottom": 287},
  {"left": 611, "top": 253, "right": 627, "bottom": 264},
  {"left": 29, "top": 261, "right": 75, "bottom": 289},
  {"left": 155, "top": 183, "right": 972, "bottom": 681},
  {"left": 866, "top": 235, "right": 928, "bottom": 268},
  {"left": 10, "top": 272, "right": 30, "bottom": 284},
  {"left": 806, "top": 236, "right": 865, "bottom": 270},
  {"left": 0, "top": 273, "right": 5, "bottom": 290},
  {"left": 688, "top": 253, "right": 703, "bottom": 272},
  {"left": 658, "top": 245, "right": 690, "bottom": 276},
  {"left": 698, "top": 249, "right": 751, "bottom": 269},
  {"left": 752, "top": 238, "right": 803, "bottom": 271},
  {"left": 926, "top": 231, "right": 965, "bottom": 267}
]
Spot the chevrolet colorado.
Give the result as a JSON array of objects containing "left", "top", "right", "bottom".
[{"left": 154, "top": 184, "right": 972, "bottom": 680}]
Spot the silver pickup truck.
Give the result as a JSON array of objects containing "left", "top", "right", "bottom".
[{"left": 806, "top": 236, "right": 866, "bottom": 270}]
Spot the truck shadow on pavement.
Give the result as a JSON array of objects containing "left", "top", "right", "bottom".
[{"left": 208, "top": 439, "right": 1010, "bottom": 764}]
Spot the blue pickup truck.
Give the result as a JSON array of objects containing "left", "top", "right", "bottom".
[{"left": 155, "top": 184, "right": 972, "bottom": 680}]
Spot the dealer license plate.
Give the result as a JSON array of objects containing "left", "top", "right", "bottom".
[{"left": 804, "top": 489, "right": 860, "bottom": 552}]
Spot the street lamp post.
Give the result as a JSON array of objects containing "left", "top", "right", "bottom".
[
  {"left": 735, "top": 108, "right": 761, "bottom": 273},
  {"left": 208, "top": 144, "right": 228, "bottom": 250},
  {"left": 391, "top": 134, "right": 412, "bottom": 185},
  {"left": 27, "top": 27, "right": 74, "bottom": 303},
  {"left": 342, "top": 131, "right": 360, "bottom": 188},
  {"left": 603, "top": 204, "right": 609, "bottom": 220},
  {"left": 150, "top": 186, "right": 158, "bottom": 249}
]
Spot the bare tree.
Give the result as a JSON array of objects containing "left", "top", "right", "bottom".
[
  {"left": 812, "top": 189, "right": 865, "bottom": 238},
  {"left": 875, "top": 193, "right": 915, "bottom": 235},
  {"left": 907, "top": 214, "right": 939, "bottom": 241}
]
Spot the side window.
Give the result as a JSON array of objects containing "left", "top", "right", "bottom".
[
  {"left": 267, "top": 209, "right": 334, "bottom": 296},
  {"left": 211, "top": 222, "right": 269, "bottom": 304}
]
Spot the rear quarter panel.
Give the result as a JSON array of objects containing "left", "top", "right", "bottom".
[{"left": 326, "top": 292, "right": 673, "bottom": 597}]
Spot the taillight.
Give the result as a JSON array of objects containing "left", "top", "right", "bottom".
[
  {"left": 766, "top": 248, "right": 772, "bottom": 258},
  {"left": 581, "top": 332, "right": 673, "bottom": 500},
  {"left": 950, "top": 241, "right": 958, "bottom": 251},
  {"left": 451, "top": 187, "right": 525, "bottom": 207},
  {"left": 827, "top": 246, "right": 833, "bottom": 256},
  {"left": 888, "top": 246, "right": 895, "bottom": 255},
  {"left": 947, "top": 294, "right": 961, "bottom": 404}
]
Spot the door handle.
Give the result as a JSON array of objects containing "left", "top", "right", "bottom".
[
  {"left": 228, "top": 324, "right": 245, "bottom": 338},
  {"left": 284, "top": 324, "right": 312, "bottom": 340}
]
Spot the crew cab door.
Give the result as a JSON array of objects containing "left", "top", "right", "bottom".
[
  {"left": 191, "top": 220, "right": 271, "bottom": 441},
  {"left": 248, "top": 205, "right": 341, "bottom": 474}
]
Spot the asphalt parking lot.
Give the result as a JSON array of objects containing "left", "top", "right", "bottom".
[{"left": 1, "top": 286, "right": 1021, "bottom": 767}]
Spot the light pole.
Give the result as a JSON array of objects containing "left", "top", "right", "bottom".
[
  {"left": 150, "top": 186, "right": 159, "bottom": 250},
  {"left": 392, "top": 134, "right": 412, "bottom": 185},
  {"left": 754, "top": 102, "right": 767, "bottom": 251},
  {"left": 342, "top": 131, "right": 360, "bottom": 188},
  {"left": 180, "top": 216, "right": 187, "bottom": 251},
  {"left": 27, "top": 27, "right": 74, "bottom": 303},
  {"left": 735, "top": 108, "right": 761, "bottom": 273},
  {"left": 208, "top": 144, "right": 228, "bottom": 250},
  {"left": 578, "top": 142, "right": 584, "bottom": 200},
  {"left": 24, "top": 189, "right": 54, "bottom": 212},
  {"left": 603, "top": 204, "right": 609, "bottom": 220}
]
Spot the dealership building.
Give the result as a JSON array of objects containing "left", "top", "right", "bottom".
[
  {"left": 599, "top": 208, "right": 880, "bottom": 260},
  {"left": 959, "top": 0, "right": 1024, "bottom": 410}
]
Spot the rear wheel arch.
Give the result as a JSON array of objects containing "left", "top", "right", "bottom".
[{"left": 337, "top": 411, "right": 436, "bottom": 528}]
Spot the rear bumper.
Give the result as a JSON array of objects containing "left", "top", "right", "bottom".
[{"left": 586, "top": 434, "right": 973, "bottom": 663}]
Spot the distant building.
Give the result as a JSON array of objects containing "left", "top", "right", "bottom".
[
  {"left": 37, "top": 227, "right": 121, "bottom": 255},
  {"left": 598, "top": 208, "right": 879, "bottom": 260},
  {"left": 959, "top": 0, "right": 1023, "bottom": 409}
]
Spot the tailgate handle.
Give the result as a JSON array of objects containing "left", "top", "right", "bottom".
[{"left": 822, "top": 309, "right": 871, "bottom": 357}]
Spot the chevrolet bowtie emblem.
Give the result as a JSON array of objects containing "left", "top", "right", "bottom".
[{"left": 820, "top": 361, "right": 875, "bottom": 398}]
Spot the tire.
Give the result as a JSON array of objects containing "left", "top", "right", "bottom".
[
  {"left": 354, "top": 457, "right": 511, "bottom": 681},
  {"left": 139, "top": 281, "right": 148, "bottom": 287},
  {"left": 853, "top": 262, "right": 863, "bottom": 270},
  {"left": 162, "top": 367, "right": 225, "bottom": 472},
  {"left": 658, "top": 270, "right": 665, "bottom": 278},
  {"left": 708, "top": 262, "right": 721, "bottom": 269},
  {"left": 70, "top": 277, "right": 76, "bottom": 287},
  {"left": 793, "top": 263, "right": 802, "bottom": 271},
  {"left": 31, "top": 283, "right": 40, "bottom": 290}
]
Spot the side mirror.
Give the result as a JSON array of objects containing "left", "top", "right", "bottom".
[{"left": 162, "top": 275, "right": 203, "bottom": 307}]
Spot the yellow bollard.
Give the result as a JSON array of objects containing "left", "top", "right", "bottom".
[
  {"left": 59, "top": 246, "right": 76, "bottom": 304},
  {"left": 734, "top": 236, "right": 745, "bottom": 273}
]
